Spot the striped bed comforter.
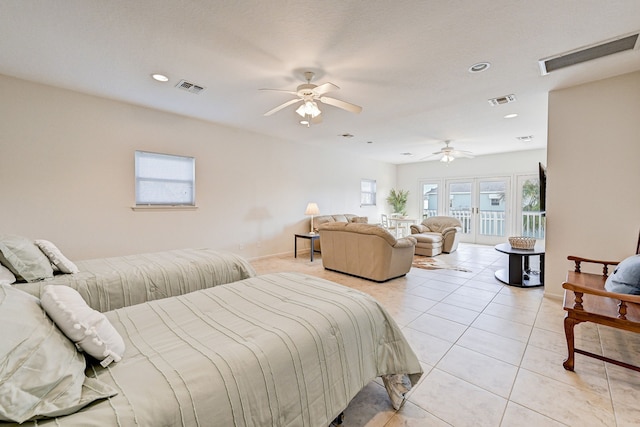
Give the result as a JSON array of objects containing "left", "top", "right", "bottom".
[
  {"left": 13, "top": 272, "right": 423, "bottom": 427},
  {"left": 13, "top": 248, "right": 256, "bottom": 312}
]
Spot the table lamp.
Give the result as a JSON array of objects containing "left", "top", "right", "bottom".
[{"left": 304, "top": 202, "right": 320, "bottom": 234}]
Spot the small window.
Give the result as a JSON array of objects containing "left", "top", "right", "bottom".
[
  {"left": 135, "top": 151, "right": 195, "bottom": 206},
  {"left": 360, "top": 179, "right": 377, "bottom": 206}
]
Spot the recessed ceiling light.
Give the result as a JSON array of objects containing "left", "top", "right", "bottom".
[
  {"left": 516, "top": 135, "right": 534, "bottom": 142},
  {"left": 504, "top": 113, "right": 518, "bottom": 119},
  {"left": 151, "top": 73, "right": 169, "bottom": 82},
  {"left": 468, "top": 62, "right": 491, "bottom": 73}
]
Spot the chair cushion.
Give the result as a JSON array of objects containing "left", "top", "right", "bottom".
[
  {"left": 412, "top": 232, "right": 443, "bottom": 244},
  {"left": 421, "top": 216, "right": 462, "bottom": 234},
  {"left": 605, "top": 255, "right": 640, "bottom": 294}
]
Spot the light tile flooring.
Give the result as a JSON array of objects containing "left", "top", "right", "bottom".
[{"left": 251, "top": 244, "right": 640, "bottom": 426}]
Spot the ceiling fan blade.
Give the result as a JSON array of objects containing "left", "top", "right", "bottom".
[
  {"left": 450, "top": 149, "right": 474, "bottom": 158},
  {"left": 314, "top": 82, "right": 339, "bottom": 96},
  {"left": 263, "top": 98, "right": 302, "bottom": 116},
  {"left": 319, "top": 96, "right": 363, "bottom": 114},
  {"left": 420, "top": 153, "right": 441, "bottom": 161},
  {"left": 259, "top": 88, "right": 298, "bottom": 95}
]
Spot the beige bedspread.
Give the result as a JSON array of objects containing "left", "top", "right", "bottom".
[
  {"left": 13, "top": 248, "right": 256, "bottom": 311},
  {"left": 10, "top": 272, "right": 422, "bottom": 426}
]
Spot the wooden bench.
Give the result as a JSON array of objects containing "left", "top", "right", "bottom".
[{"left": 562, "top": 236, "right": 640, "bottom": 372}]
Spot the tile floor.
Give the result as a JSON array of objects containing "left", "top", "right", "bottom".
[{"left": 250, "top": 243, "right": 640, "bottom": 426}]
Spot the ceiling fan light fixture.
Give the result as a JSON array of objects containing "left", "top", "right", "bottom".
[
  {"left": 296, "top": 101, "right": 321, "bottom": 118},
  {"left": 440, "top": 154, "right": 455, "bottom": 163}
]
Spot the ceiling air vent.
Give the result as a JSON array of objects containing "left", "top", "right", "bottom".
[
  {"left": 175, "top": 80, "right": 206, "bottom": 94},
  {"left": 488, "top": 94, "right": 516, "bottom": 106},
  {"left": 539, "top": 32, "right": 640, "bottom": 75}
]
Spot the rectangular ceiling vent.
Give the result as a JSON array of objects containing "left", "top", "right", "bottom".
[
  {"left": 488, "top": 94, "right": 516, "bottom": 107},
  {"left": 175, "top": 80, "right": 206, "bottom": 94},
  {"left": 539, "top": 32, "right": 640, "bottom": 75}
]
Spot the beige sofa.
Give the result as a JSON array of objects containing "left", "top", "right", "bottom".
[
  {"left": 410, "top": 216, "right": 462, "bottom": 256},
  {"left": 318, "top": 222, "right": 416, "bottom": 282},
  {"left": 311, "top": 214, "right": 368, "bottom": 251}
]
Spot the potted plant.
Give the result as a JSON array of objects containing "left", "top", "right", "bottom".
[{"left": 386, "top": 189, "right": 409, "bottom": 216}]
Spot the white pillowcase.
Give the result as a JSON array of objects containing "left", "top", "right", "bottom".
[
  {"left": 40, "top": 285, "right": 125, "bottom": 367},
  {"left": 0, "top": 265, "right": 15, "bottom": 285},
  {"left": 35, "top": 239, "right": 80, "bottom": 274}
]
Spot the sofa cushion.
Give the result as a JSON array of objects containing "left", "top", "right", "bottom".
[
  {"left": 313, "top": 214, "right": 367, "bottom": 234},
  {"left": 319, "top": 222, "right": 398, "bottom": 246},
  {"left": 350, "top": 216, "right": 368, "bottom": 223}
]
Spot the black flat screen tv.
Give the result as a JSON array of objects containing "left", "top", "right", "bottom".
[{"left": 539, "top": 162, "right": 546, "bottom": 215}]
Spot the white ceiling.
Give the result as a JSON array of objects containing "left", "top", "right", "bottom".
[{"left": 2, "top": 1, "right": 639, "bottom": 164}]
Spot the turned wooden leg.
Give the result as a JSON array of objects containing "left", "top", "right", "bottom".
[{"left": 563, "top": 316, "right": 581, "bottom": 371}]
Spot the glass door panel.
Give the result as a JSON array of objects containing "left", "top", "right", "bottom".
[
  {"left": 446, "top": 180, "right": 473, "bottom": 242},
  {"left": 477, "top": 178, "right": 508, "bottom": 245},
  {"left": 420, "top": 182, "right": 439, "bottom": 219},
  {"left": 517, "top": 175, "right": 546, "bottom": 239}
]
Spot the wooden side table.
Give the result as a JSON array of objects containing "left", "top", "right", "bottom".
[{"left": 294, "top": 233, "right": 320, "bottom": 262}]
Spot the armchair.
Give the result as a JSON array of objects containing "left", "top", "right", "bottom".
[{"left": 410, "top": 216, "right": 462, "bottom": 256}]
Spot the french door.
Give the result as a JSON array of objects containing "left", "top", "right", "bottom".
[{"left": 445, "top": 177, "right": 510, "bottom": 245}]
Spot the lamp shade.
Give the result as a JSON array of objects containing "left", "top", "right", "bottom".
[{"left": 304, "top": 202, "right": 320, "bottom": 215}]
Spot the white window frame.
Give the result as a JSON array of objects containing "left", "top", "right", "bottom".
[
  {"left": 360, "top": 179, "right": 377, "bottom": 206},
  {"left": 133, "top": 151, "right": 196, "bottom": 210}
]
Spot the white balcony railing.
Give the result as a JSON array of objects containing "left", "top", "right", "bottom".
[{"left": 424, "top": 210, "right": 545, "bottom": 239}]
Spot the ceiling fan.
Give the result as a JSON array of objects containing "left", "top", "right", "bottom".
[
  {"left": 422, "top": 140, "right": 474, "bottom": 163},
  {"left": 261, "top": 71, "right": 362, "bottom": 123}
]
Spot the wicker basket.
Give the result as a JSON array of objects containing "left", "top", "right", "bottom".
[{"left": 508, "top": 236, "right": 536, "bottom": 250}]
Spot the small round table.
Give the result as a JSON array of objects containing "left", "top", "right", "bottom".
[{"left": 494, "top": 242, "right": 545, "bottom": 287}]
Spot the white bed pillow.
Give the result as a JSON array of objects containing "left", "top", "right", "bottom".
[
  {"left": 0, "top": 284, "right": 117, "bottom": 423},
  {"left": 35, "top": 239, "right": 80, "bottom": 274},
  {"left": 0, "top": 265, "right": 15, "bottom": 285},
  {"left": 41, "top": 285, "right": 125, "bottom": 367}
]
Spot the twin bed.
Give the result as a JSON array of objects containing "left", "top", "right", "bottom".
[
  {"left": 13, "top": 248, "right": 257, "bottom": 311},
  {"left": 1, "top": 245, "right": 423, "bottom": 426}
]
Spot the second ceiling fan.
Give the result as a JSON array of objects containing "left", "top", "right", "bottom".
[
  {"left": 422, "top": 141, "right": 475, "bottom": 163},
  {"left": 261, "top": 71, "right": 362, "bottom": 123}
]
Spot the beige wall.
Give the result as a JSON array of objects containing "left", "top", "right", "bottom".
[
  {"left": 545, "top": 71, "right": 640, "bottom": 298},
  {"left": 0, "top": 74, "right": 394, "bottom": 260}
]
